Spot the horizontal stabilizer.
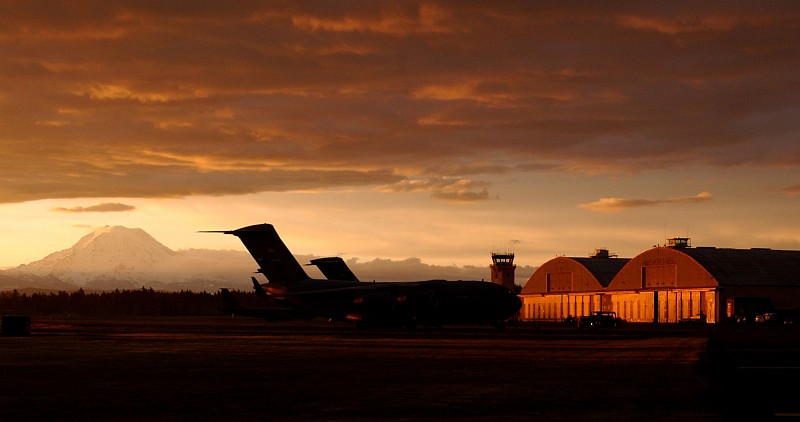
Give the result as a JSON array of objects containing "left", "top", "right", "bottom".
[
  {"left": 309, "top": 257, "right": 359, "bottom": 281},
  {"left": 252, "top": 277, "right": 267, "bottom": 297}
]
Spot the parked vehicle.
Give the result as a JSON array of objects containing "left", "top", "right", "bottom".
[
  {"left": 579, "top": 311, "right": 624, "bottom": 329},
  {"left": 754, "top": 312, "right": 792, "bottom": 325}
]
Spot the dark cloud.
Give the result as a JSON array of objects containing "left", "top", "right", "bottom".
[
  {"left": 51, "top": 202, "right": 136, "bottom": 213},
  {"left": 0, "top": 2, "right": 797, "bottom": 204},
  {"left": 578, "top": 192, "right": 712, "bottom": 213},
  {"left": 1, "top": 168, "right": 403, "bottom": 204}
]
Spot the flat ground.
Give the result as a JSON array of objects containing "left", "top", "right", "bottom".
[{"left": 1, "top": 317, "right": 798, "bottom": 421}]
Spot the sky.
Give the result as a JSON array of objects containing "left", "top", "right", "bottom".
[{"left": 1, "top": 1, "right": 798, "bottom": 276}]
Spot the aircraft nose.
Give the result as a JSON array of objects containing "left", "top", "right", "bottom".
[{"left": 493, "top": 289, "right": 521, "bottom": 315}]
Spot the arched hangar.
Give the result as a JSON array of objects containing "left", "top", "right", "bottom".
[
  {"left": 519, "top": 238, "right": 800, "bottom": 324},
  {"left": 519, "top": 248, "right": 629, "bottom": 322}
]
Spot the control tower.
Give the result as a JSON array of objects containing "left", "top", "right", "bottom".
[{"left": 490, "top": 252, "right": 516, "bottom": 292}]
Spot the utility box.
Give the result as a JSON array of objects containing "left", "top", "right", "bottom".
[{"left": 2, "top": 315, "right": 32, "bottom": 336}]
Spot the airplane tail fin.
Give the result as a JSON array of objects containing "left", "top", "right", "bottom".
[
  {"left": 209, "top": 224, "right": 311, "bottom": 285},
  {"left": 309, "top": 257, "right": 359, "bottom": 281}
]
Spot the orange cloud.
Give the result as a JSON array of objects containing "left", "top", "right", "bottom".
[
  {"left": 382, "top": 177, "right": 492, "bottom": 202},
  {"left": 784, "top": 185, "right": 800, "bottom": 196},
  {"left": 0, "top": 2, "right": 796, "bottom": 207},
  {"left": 51, "top": 203, "right": 136, "bottom": 213},
  {"left": 578, "top": 192, "right": 712, "bottom": 213},
  {"left": 291, "top": 3, "right": 454, "bottom": 35},
  {"left": 84, "top": 84, "right": 203, "bottom": 103},
  {"left": 618, "top": 15, "right": 724, "bottom": 34}
]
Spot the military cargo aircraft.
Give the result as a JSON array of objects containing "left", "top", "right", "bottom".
[{"left": 209, "top": 223, "right": 522, "bottom": 328}]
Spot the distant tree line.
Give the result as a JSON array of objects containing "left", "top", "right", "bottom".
[{"left": 0, "top": 288, "right": 236, "bottom": 317}]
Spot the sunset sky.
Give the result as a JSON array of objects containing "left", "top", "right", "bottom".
[{"left": 1, "top": 2, "right": 798, "bottom": 274}]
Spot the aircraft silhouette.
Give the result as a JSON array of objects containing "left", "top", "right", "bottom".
[{"left": 211, "top": 223, "right": 522, "bottom": 328}]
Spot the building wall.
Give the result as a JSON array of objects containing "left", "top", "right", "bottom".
[
  {"left": 520, "top": 289, "right": 718, "bottom": 323},
  {"left": 520, "top": 293, "right": 600, "bottom": 321},
  {"left": 607, "top": 289, "right": 717, "bottom": 323}
]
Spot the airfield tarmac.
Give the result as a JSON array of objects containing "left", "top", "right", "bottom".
[{"left": 1, "top": 317, "right": 798, "bottom": 421}]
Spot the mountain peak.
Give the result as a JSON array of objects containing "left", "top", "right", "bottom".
[
  {"left": 3, "top": 226, "right": 256, "bottom": 291},
  {"left": 12, "top": 226, "right": 176, "bottom": 286},
  {"left": 73, "top": 226, "right": 165, "bottom": 251}
]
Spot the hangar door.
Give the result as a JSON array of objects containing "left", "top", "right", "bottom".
[{"left": 642, "top": 265, "right": 677, "bottom": 288}]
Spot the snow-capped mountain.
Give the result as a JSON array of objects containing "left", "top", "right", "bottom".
[
  {"left": 16, "top": 226, "right": 175, "bottom": 280},
  {"left": 4, "top": 226, "right": 254, "bottom": 291}
]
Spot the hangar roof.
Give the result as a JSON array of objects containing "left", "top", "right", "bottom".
[
  {"left": 679, "top": 247, "right": 800, "bottom": 287},
  {"left": 519, "top": 254, "right": 631, "bottom": 295},
  {"left": 568, "top": 257, "right": 630, "bottom": 287}
]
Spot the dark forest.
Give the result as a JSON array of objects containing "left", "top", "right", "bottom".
[{"left": 0, "top": 288, "right": 249, "bottom": 317}]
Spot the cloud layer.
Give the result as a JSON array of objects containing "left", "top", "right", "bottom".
[
  {"left": 579, "top": 192, "right": 713, "bottom": 213},
  {"left": 51, "top": 202, "right": 136, "bottom": 213},
  {"left": 1, "top": 2, "right": 798, "bottom": 206}
]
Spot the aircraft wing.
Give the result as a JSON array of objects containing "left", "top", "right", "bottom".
[
  {"left": 262, "top": 281, "right": 424, "bottom": 297},
  {"left": 219, "top": 288, "right": 316, "bottom": 322}
]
